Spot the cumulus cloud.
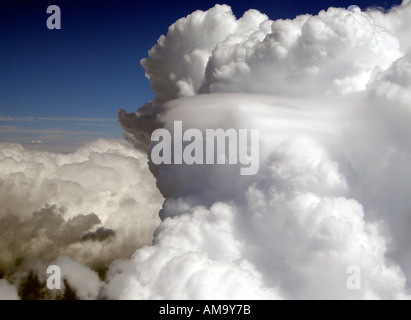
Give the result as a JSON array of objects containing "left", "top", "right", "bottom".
[
  {"left": 0, "top": 280, "right": 19, "bottom": 300},
  {"left": 202, "top": 7, "right": 401, "bottom": 96},
  {"left": 113, "top": 93, "right": 410, "bottom": 299},
  {"left": 104, "top": 202, "right": 281, "bottom": 299},
  {"left": 53, "top": 255, "right": 102, "bottom": 300},
  {"left": 112, "top": 1, "right": 411, "bottom": 300},
  {"left": 141, "top": 5, "right": 268, "bottom": 104},
  {"left": 137, "top": 2, "right": 409, "bottom": 104},
  {"left": 0, "top": 139, "right": 163, "bottom": 298}
]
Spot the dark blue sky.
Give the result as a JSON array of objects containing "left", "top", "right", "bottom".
[{"left": 0, "top": 0, "right": 402, "bottom": 151}]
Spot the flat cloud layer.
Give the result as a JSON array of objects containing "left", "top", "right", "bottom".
[{"left": 2, "top": 1, "right": 411, "bottom": 299}]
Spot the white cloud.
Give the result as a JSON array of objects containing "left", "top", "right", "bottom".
[
  {"left": 141, "top": 4, "right": 268, "bottom": 103},
  {"left": 0, "top": 139, "right": 163, "bottom": 297},
  {"left": 53, "top": 256, "right": 102, "bottom": 300},
  {"left": 112, "top": 92, "right": 410, "bottom": 299},
  {"left": 0, "top": 280, "right": 19, "bottom": 300},
  {"left": 112, "top": 1, "right": 411, "bottom": 299},
  {"left": 140, "top": 4, "right": 404, "bottom": 102}
]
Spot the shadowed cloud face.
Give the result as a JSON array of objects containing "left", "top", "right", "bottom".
[{"left": 0, "top": 139, "right": 163, "bottom": 299}]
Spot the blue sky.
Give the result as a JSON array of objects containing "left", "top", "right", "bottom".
[{"left": 0, "top": 0, "right": 402, "bottom": 151}]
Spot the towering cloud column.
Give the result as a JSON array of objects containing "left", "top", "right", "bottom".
[{"left": 111, "top": 2, "right": 411, "bottom": 299}]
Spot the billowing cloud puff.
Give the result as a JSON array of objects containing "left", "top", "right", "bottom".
[
  {"left": 140, "top": 2, "right": 409, "bottom": 104},
  {"left": 368, "top": 0, "right": 411, "bottom": 51},
  {"left": 0, "top": 280, "right": 19, "bottom": 300},
  {"left": 105, "top": 202, "right": 281, "bottom": 299},
  {"left": 202, "top": 7, "right": 401, "bottom": 96},
  {"left": 142, "top": 5, "right": 268, "bottom": 103}
]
